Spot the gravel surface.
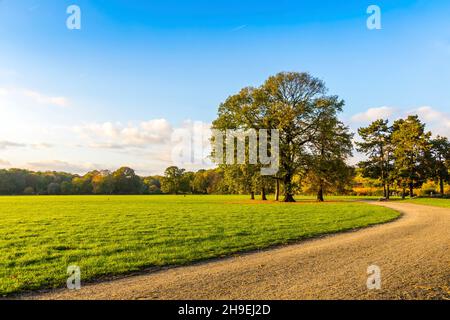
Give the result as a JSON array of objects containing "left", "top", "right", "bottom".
[{"left": 22, "top": 202, "right": 450, "bottom": 300}]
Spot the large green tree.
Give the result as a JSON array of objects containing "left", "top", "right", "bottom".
[
  {"left": 356, "top": 119, "right": 393, "bottom": 199},
  {"left": 428, "top": 136, "right": 450, "bottom": 195},
  {"left": 308, "top": 114, "right": 353, "bottom": 201},
  {"left": 212, "top": 72, "right": 345, "bottom": 202},
  {"left": 391, "top": 115, "right": 431, "bottom": 198}
]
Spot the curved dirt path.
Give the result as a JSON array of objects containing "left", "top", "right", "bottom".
[{"left": 24, "top": 202, "right": 450, "bottom": 300}]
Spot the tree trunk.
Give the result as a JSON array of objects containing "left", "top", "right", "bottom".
[
  {"left": 261, "top": 187, "right": 267, "bottom": 201},
  {"left": 250, "top": 191, "right": 255, "bottom": 200},
  {"left": 284, "top": 193, "right": 295, "bottom": 202},
  {"left": 402, "top": 186, "right": 406, "bottom": 199},
  {"left": 383, "top": 183, "right": 387, "bottom": 199},
  {"left": 275, "top": 179, "right": 280, "bottom": 201},
  {"left": 386, "top": 184, "right": 390, "bottom": 200},
  {"left": 439, "top": 176, "right": 444, "bottom": 195},
  {"left": 283, "top": 174, "right": 295, "bottom": 202},
  {"left": 409, "top": 183, "right": 414, "bottom": 199},
  {"left": 317, "top": 185, "right": 324, "bottom": 202}
]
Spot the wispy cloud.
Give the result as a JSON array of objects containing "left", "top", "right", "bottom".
[
  {"left": 26, "top": 160, "right": 103, "bottom": 174},
  {"left": 0, "top": 159, "right": 11, "bottom": 167},
  {"left": 22, "top": 89, "right": 69, "bottom": 107},
  {"left": 231, "top": 25, "right": 247, "bottom": 32},
  {"left": 0, "top": 87, "right": 69, "bottom": 108},
  {"left": 0, "top": 140, "right": 26, "bottom": 149},
  {"left": 30, "top": 143, "right": 53, "bottom": 149},
  {"left": 0, "top": 140, "right": 54, "bottom": 150},
  {"left": 74, "top": 119, "right": 173, "bottom": 149},
  {"left": 351, "top": 105, "right": 450, "bottom": 138},
  {"left": 351, "top": 106, "right": 396, "bottom": 123},
  {"left": 408, "top": 106, "right": 450, "bottom": 137},
  {"left": 73, "top": 118, "right": 213, "bottom": 172}
]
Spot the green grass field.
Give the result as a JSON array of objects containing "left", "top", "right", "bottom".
[
  {"left": 0, "top": 195, "right": 399, "bottom": 296},
  {"left": 401, "top": 197, "right": 450, "bottom": 208}
]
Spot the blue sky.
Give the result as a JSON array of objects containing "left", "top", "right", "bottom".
[{"left": 0, "top": 0, "right": 449, "bottom": 175}]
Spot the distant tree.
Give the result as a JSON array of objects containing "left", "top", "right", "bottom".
[
  {"left": 23, "top": 186, "right": 35, "bottom": 195},
  {"left": 351, "top": 169, "right": 384, "bottom": 196},
  {"left": 142, "top": 176, "right": 162, "bottom": 194},
  {"left": 0, "top": 170, "right": 13, "bottom": 195},
  {"left": 34, "top": 173, "right": 52, "bottom": 194},
  {"left": 112, "top": 167, "right": 142, "bottom": 194},
  {"left": 72, "top": 174, "right": 93, "bottom": 195},
  {"left": 161, "top": 166, "right": 185, "bottom": 194},
  {"left": 92, "top": 170, "right": 114, "bottom": 194},
  {"left": 192, "top": 170, "right": 209, "bottom": 194},
  {"left": 204, "top": 169, "right": 225, "bottom": 194},
  {"left": 0, "top": 169, "right": 27, "bottom": 195},
  {"left": 428, "top": 136, "right": 450, "bottom": 195},
  {"left": 356, "top": 119, "right": 393, "bottom": 199},
  {"left": 47, "top": 182, "right": 61, "bottom": 195},
  {"left": 252, "top": 174, "right": 270, "bottom": 200},
  {"left": 303, "top": 163, "right": 355, "bottom": 197},
  {"left": 221, "top": 164, "right": 259, "bottom": 199},
  {"left": 60, "top": 181, "right": 73, "bottom": 195},
  {"left": 391, "top": 115, "right": 431, "bottom": 198},
  {"left": 182, "top": 171, "right": 195, "bottom": 193}
]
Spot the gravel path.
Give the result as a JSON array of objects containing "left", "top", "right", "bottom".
[{"left": 24, "top": 202, "right": 450, "bottom": 300}]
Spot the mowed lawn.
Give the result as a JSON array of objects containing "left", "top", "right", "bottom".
[
  {"left": 0, "top": 195, "right": 399, "bottom": 295},
  {"left": 401, "top": 197, "right": 450, "bottom": 208}
]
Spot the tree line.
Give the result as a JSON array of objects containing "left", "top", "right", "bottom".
[
  {"left": 0, "top": 165, "right": 270, "bottom": 196},
  {"left": 0, "top": 167, "right": 160, "bottom": 195}
]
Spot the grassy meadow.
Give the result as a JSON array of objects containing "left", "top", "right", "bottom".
[{"left": 0, "top": 195, "right": 399, "bottom": 296}]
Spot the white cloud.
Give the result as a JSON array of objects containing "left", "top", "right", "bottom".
[
  {"left": 0, "top": 87, "right": 69, "bottom": 108},
  {"left": 0, "top": 141, "right": 54, "bottom": 150},
  {"left": 87, "top": 143, "right": 129, "bottom": 150},
  {"left": 409, "top": 106, "right": 450, "bottom": 137},
  {"left": 26, "top": 160, "right": 102, "bottom": 174},
  {"left": 74, "top": 119, "right": 214, "bottom": 173},
  {"left": 351, "top": 106, "right": 395, "bottom": 123},
  {"left": 22, "top": 89, "right": 69, "bottom": 107},
  {"left": 351, "top": 105, "right": 450, "bottom": 138},
  {"left": 0, "top": 159, "right": 11, "bottom": 167},
  {"left": 74, "top": 119, "right": 173, "bottom": 149},
  {"left": 30, "top": 143, "right": 53, "bottom": 149},
  {"left": 0, "top": 140, "right": 26, "bottom": 149},
  {"left": 171, "top": 120, "right": 213, "bottom": 169}
]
